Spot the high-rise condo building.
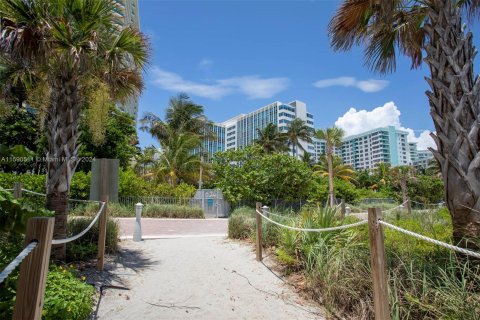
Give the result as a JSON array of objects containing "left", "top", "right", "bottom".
[
  {"left": 201, "top": 100, "right": 315, "bottom": 161},
  {"left": 112, "top": 0, "right": 140, "bottom": 119},
  {"left": 340, "top": 126, "right": 411, "bottom": 170}
]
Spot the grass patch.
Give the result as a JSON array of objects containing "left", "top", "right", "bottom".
[{"left": 66, "top": 217, "right": 119, "bottom": 262}]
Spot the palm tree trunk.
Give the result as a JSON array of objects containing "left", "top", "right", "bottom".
[
  {"left": 424, "top": 0, "right": 480, "bottom": 248},
  {"left": 327, "top": 153, "right": 335, "bottom": 206},
  {"left": 46, "top": 75, "right": 82, "bottom": 260},
  {"left": 400, "top": 180, "right": 411, "bottom": 214}
]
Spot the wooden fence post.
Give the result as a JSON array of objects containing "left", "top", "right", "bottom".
[
  {"left": 13, "top": 217, "right": 54, "bottom": 320},
  {"left": 13, "top": 182, "right": 23, "bottom": 199},
  {"left": 340, "top": 199, "right": 346, "bottom": 218},
  {"left": 96, "top": 195, "right": 109, "bottom": 271},
  {"left": 367, "top": 208, "right": 391, "bottom": 320},
  {"left": 255, "top": 202, "right": 263, "bottom": 262}
]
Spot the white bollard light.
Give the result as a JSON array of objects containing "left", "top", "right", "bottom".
[
  {"left": 133, "top": 202, "right": 143, "bottom": 242},
  {"left": 345, "top": 207, "right": 351, "bottom": 215}
]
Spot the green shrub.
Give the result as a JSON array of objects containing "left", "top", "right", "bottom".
[
  {"left": 228, "top": 207, "right": 255, "bottom": 239},
  {"left": 71, "top": 202, "right": 132, "bottom": 217},
  {"left": 42, "top": 265, "right": 95, "bottom": 320},
  {"left": 0, "top": 173, "right": 45, "bottom": 193},
  {"left": 142, "top": 204, "right": 204, "bottom": 218},
  {"left": 66, "top": 217, "right": 119, "bottom": 261}
]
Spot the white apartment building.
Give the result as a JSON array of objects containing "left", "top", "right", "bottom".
[
  {"left": 202, "top": 100, "right": 315, "bottom": 160},
  {"left": 340, "top": 126, "right": 411, "bottom": 170}
]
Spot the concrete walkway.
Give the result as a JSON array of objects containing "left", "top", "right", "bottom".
[
  {"left": 94, "top": 237, "right": 325, "bottom": 319},
  {"left": 117, "top": 218, "right": 228, "bottom": 239}
]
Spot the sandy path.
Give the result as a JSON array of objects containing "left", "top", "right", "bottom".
[{"left": 94, "top": 237, "right": 325, "bottom": 320}]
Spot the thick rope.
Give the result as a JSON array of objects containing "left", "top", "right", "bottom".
[
  {"left": 410, "top": 200, "right": 442, "bottom": 207},
  {"left": 383, "top": 201, "right": 409, "bottom": 213},
  {"left": 20, "top": 189, "right": 101, "bottom": 203},
  {"left": 378, "top": 220, "right": 480, "bottom": 259},
  {"left": 51, "top": 202, "right": 106, "bottom": 245},
  {"left": 3, "top": 188, "right": 14, "bottom": 191},
  {"left": 0, "top": 241, "right": 38, "bottom": 284},
  {"left": 256, "top": 209, "right": 367, "bottom": 232},
  {"left": 20, "top": 189, "right": 47, "bottom": 197},
  {"left": 262, "top": 209, "right": 294, "bottom": 220}
]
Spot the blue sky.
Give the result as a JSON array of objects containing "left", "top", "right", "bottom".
[{"left": 137, "top": 0, "right": 480, "bottom": 149}]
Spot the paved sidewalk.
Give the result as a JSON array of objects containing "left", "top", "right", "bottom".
[
  {"left": 94, "top": 238, "right": 325, "bottom": 320},
  {"left": 117, "top": 218, "right": 228, "bottom": 239}
]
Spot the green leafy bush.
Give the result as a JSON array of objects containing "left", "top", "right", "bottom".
[
  {"left": 228, "top": 207, "right": 255, "bottom": 239},
  {"left": 66, "top": 217, "right": 119, "bottom": 261},
  {"left": 42, "top": 265, "right": 95, "bottom": 320},
  {"left": 142, "top": 204, "right": 204, "bottom": 218}
]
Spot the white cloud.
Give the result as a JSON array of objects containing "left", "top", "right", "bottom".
[
  {"left": 151, "top": 67, "right": 289, "bottom": 100},
  {"left": 314, "top": 76, "right": 389, "bottom": 93},
  {"left": 335, "top": 101, "right": 436, "bottom": 150}
]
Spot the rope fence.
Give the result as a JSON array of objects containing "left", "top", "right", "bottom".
[
  {"left": 0, "top": 174, "right": 113, "bottom": 317},
  {"left": 253, "top": 202, "right": 480, "bottom": 320},
  {"left": 51, "top": 201, "right": 106, "bottom": 245},
  {"left": 0, "top": 241, "right": 38, "bottom": 284},
  {"left": 20, "top": 188, "right": 101, "bottom": 204},
  {"left": 258, "top": 209, "right": 368, "bottom": 232},
  {"left": 378, "top": 220, "right": 480, "bottom": 259}
]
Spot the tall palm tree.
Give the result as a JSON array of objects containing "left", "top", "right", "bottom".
[
  {"left": 255, "top": 123, "right": 288, "bottom": 153},
  {"left": 374, "top": 162, "right": 392, "bottom": 186},
  {"left": 315, "top": 155, "right": 357, "bottom": 183},
  {"left": 0, "top": 0, "right": 149, "bottom": 258},
  {"left": 329, "top": 0, "right": 480, "bottom": 246},
  {"left": 316, "top": 127, "right": 345, "bottom": 206},
  {"left": 141, "top": 93, "right": 212, "bottom": 141},
  {"left": 140, "top": 94, "right": 213, "bottom": 186},
  {"left": 390, "top": 166, "right": 416, "bottom": 214},
  {"left": 286, "top": 118, "right": 312, "bottom": 158},
  {"left": 300, "top": 151, "right": 315, "bottom": 167},
  {"left": 145, "top": 128, "right": 201, "bottom": 187}
]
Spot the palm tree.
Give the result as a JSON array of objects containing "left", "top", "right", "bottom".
[
  {"left": 374, "top": 162, "right": 392, "bottom": 186},
  {"left": 134, "top": 146, "right": 158, "bottom": 178},
  {"left": 140, "top": 94, "right": 213, "bottom": 186},
  {"left": 147, "top": 129, "right": 201, "bottom": 187},
  {"left": 286, "top": 118, "right": 312, "bottom": 158},
  {"left": 255, "top": 123, "right": 288, "bottom": 153},
  {"left": 0, "top": 0, "right": 149, "bottom": 258},
  {"left": 141, "top": 93, "right": 212, "bottom": 141},
  {"left": 300, "top": 151, "right": 315, "bottom": 167},
  {"left": 315, "top": 155, "right": 356, "bottom": 184},
  {"left": 390, "top": 166, "right": 416, "bottom": 214},
  {"left": 329, "top": 0, "right": 480, "bottom": 246},
  {"left": 316, "top": 127, "right": 345, "bottom": 206}
]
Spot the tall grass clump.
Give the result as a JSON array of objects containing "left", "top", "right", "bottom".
[
  {"left": 66, "top": 217, "right": 119, "bottom": 261},
  {"left": 228, "top": 207, "right": 255, "bottom": 239}
]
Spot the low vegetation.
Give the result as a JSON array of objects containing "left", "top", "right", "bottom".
[
  {"left": 66, "top": 217, "right": 119, "bottom": 261},
  {"left": 0, "top": 187, "right": 117, "bottom": 319},
  {"left": 228, "top": 206, "right": 480, "bottom": 319},
  {"left": 73, "top": 202, "right": 204, "bottom": 219}
]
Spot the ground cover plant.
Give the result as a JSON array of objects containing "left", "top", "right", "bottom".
[
  {"left": 0, "top": 187, "right": 97, "bottom": 319},
  {"left": 228, "top": 205, "right": 480, "bottom": 319}
]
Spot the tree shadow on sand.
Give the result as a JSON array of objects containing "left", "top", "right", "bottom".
[{"left": 88, "top": 243, "right": 159, "bottom": 319}]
